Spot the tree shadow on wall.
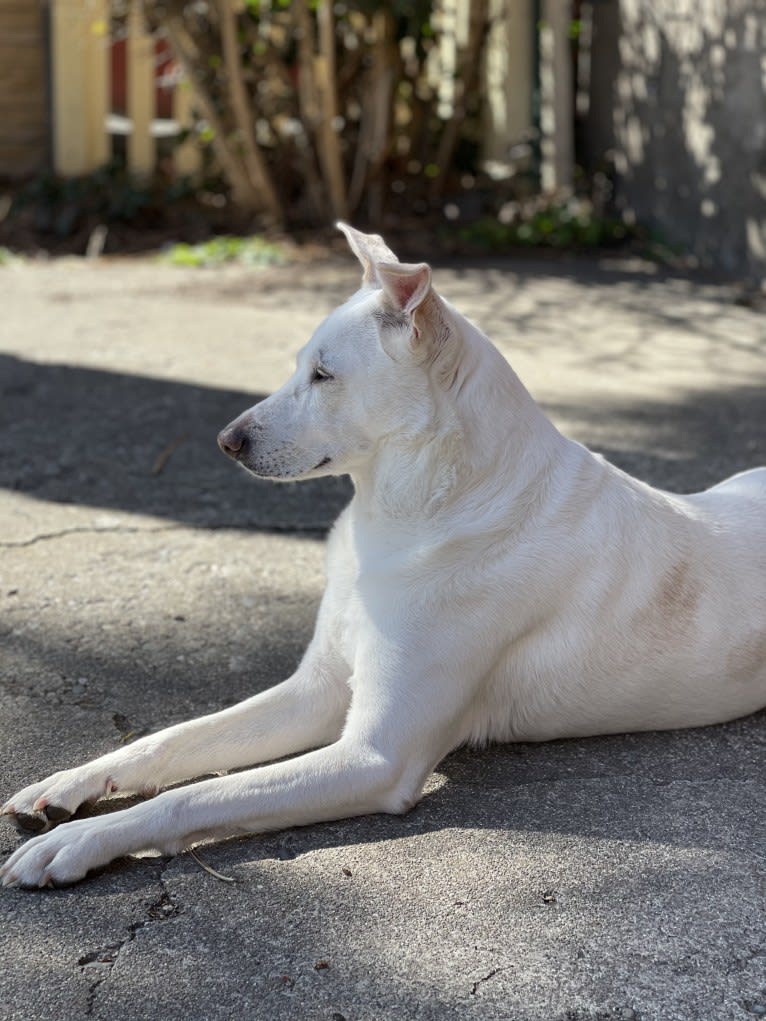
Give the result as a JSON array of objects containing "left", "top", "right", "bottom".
[{"left": 587, "top": 3, "right": 766, "bottom": 279}]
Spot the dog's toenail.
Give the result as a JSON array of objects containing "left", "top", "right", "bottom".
[
  {"left": 44, "top": 805, "right": 71, "bottom": 822},
  {"left": 12, "top": 813, "right": 46, "bottom": 833}
]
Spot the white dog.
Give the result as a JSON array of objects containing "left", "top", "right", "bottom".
[{"left": 2, "top": 225, "right": 765, "bottom": 889}]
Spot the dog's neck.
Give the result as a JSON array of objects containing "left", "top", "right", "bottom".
[{"left": 350, "top": 307, "right": 566, "bottom": 531}]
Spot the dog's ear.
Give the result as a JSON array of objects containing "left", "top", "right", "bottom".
[
  {"left": 336, "top": 222, "right": 398, "bottom": 286},
  {"left": 375, "top": 261, "right": 458, "bottom": 383},
  {"left": 376, "top": 261, "right": 432, "bottom": 315}
]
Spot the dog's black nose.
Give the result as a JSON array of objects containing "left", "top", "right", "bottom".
[{"left": 217, "top": 426, "right": 248, "bottom": 460}]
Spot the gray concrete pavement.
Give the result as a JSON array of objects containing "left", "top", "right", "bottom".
[{"left": 0, "top": 252, "right": 765, "bottom": 1021}]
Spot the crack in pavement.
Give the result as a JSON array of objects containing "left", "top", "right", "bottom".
[
  {"left": 470, "top": 966, "right": 505, "bottom": 995},
  {"left": 77, "top": 862, "right": 181, "bottom": 1016},
  {"left": 0, "top": 524, "right": 183, "bottom": 549},
  {"left": 0, "top": 521, "right": 328, "bottom": 548}
]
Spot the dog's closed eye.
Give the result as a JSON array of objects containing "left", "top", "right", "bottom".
[{"left": 312, "top": 365, "right": 334, "bottom": 383}]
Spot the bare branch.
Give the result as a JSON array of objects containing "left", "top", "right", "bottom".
[
  {"left": 314, "top": 0, "right": 348, "bottom": 221},
  {"left": 217, "top": 0, "right": 283, "bottom": 223},
  {"left": 163, "top": 13, "right": 257, "bottom": 211},
  {"left": 433, "top": 0, "right": 492, "bottom": 199},
  {"left": 348, "top": 8, "right": 399, "bottom": 218}
]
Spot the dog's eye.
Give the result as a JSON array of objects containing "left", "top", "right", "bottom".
[{"left": 311, "top": 365, "right": 334, "bottom": 383}]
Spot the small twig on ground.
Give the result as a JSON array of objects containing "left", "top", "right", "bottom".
[
  {"left": 187, "top": 846, "right": 238, "bottom": 883},
  {"left": 151, "top": 433, "right": 189, "bottom": 476}
]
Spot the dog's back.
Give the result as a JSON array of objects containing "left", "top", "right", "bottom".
[{"left": 692, "top": 465, "right": 766, "bottom": 516}]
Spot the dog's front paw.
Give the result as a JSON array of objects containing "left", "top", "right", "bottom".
[
  {"left": 1, "top": 768, "right": 116, "bottom": 835},
  {"left": 1, "top": 817, "right": 115, "bottom": 889}
]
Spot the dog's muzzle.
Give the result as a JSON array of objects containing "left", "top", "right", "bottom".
[{"left": 217, "top": 425, "right": 248, "bottom": 461}]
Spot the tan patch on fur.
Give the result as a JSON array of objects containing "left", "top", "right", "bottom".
[
  {"left": 658, "top": 561, "right": 700, "bottom": 620},
  {"left": 632, "top": 559, "right": 701, "bottom": 642}
]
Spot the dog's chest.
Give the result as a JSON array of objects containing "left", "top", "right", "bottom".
[
  {"left": 331, "top": 582, "right": 371, "bottom": 682},
  {"left": 323, "top": 535, "right": 367, "bottom": 680},
  {"left": 324, "top": 509, "right": 418, "bottom": 680}
]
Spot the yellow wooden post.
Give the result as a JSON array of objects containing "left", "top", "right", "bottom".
[
  {"left": 126, "top": 0, "right": 155, "bottom": 176},
  {"left": 172, "top": 79, "right": 202, "bottom": 178},
  {"left": 50, "top": 0, "right": 109, "bottom": 175}
]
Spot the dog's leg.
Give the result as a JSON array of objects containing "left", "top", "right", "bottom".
[
  {"left": 1, "top": 643, "right": 473, "bottom": 888},
  {"left": 0, "top": 740, "right": 393, "bottom": 888},
  {"left": 1, "top": 642, "right": 350, "bottom": 835}
]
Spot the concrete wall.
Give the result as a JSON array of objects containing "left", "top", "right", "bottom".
[
  {"left": 0, "top": 2, "right": 49, "bottom": 177},
  {"left": 588, "top": 0, "right": 766, "bottom": 281}
]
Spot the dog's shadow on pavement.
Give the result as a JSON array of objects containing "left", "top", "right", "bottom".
[
  {"left": 0, "top": 353, "right": 352, "bottom": 533},
  {"left": 234, "top": 708, "right": 766, "bottom": 862}
]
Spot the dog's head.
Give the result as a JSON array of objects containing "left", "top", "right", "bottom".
[{"left": 218, "top": 224, "right": 464, "bottom": 482}]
